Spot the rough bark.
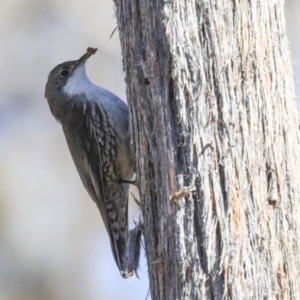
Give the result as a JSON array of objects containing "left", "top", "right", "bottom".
[{"left": 113, "top": 0, "right": 300, "bottom": 299}]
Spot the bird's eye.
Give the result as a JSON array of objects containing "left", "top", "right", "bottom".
[{"left": 59, "top": 69, "right": 69, "bottom": 77}]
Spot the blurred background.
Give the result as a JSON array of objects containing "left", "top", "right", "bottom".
[{"left": 0, "top": 1, "right": 299, "bottom": 299}]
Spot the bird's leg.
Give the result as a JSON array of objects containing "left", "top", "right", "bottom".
[{"left": 119, "top": 178, "right": 137, "bottom": 185}]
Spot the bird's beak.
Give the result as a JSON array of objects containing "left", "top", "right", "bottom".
[{"left": 75, "top": 48, "right": 98, "bottom": 68}]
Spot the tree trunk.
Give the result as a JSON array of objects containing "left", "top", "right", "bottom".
[{"left": 113, "top": 0, "right": 300, "bottom": 299}]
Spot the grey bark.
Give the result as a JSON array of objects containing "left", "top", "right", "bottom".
[{"left": 113, "top": 0, "right": 300, "bottom": 299}]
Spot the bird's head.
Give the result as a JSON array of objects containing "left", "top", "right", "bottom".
[{"left": 45, "top": 47, "right": 98, "bottom": 100}]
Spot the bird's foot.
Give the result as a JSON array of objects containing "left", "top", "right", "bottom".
[{"left": 119, "top": 178, "right": 137, "bottom": 185}]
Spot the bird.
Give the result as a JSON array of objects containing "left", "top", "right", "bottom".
[{"left": 45, "top": 47, "right": 135, "bottom": 278}]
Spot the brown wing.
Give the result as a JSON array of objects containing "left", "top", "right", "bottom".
[{"left": 62, "top": 101, "right": 129, "bottom": 275}]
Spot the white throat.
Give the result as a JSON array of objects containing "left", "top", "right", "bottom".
[{"left": 63, "top": 65, "right": 97, "bottom": 97}]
